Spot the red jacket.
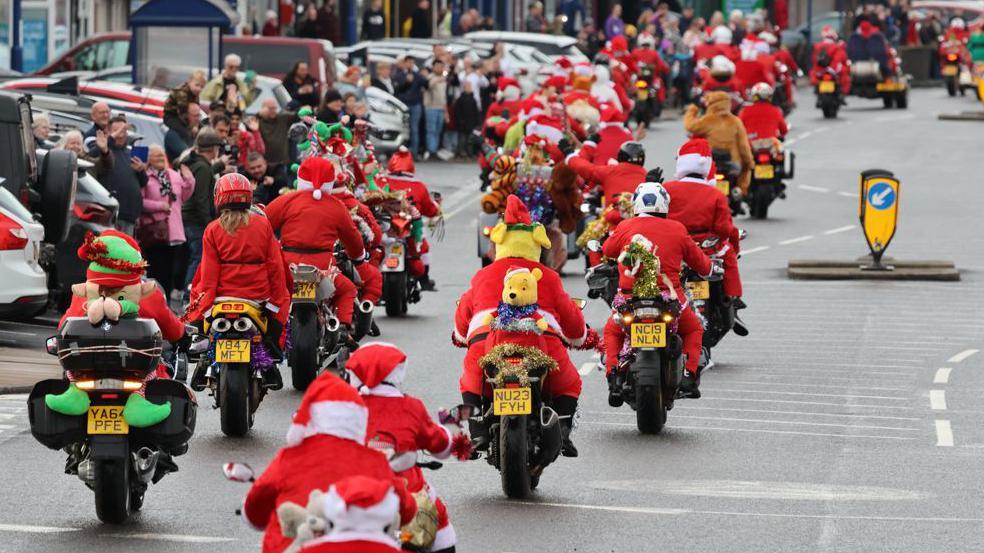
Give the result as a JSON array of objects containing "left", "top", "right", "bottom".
[
  {"left": 567, "top": 144, "right": 648, "bottom": 204},
  {"left": 265, "top": 190, "right": 366, "bottom": 270},
  {"left": 734, "top": 57, "right": 776, "bottom": 90},
  {"left": 631, "top": 48, "right": 670, "bottom": 75},
  {"left": 243, "top": 434, "right": 415, "bottom": 553},
  {"left": 60, "top": 286, "right": 183, "bottom": 341},
  {"left": 384, "top": 175, "right": 440, "bottom": 218},
  {"left": 300, "top": 538, "right": 402, "bottom": 553},
  {"left": 663, "top": 178, "right": 739, "bottom": 251},
  {"left": 602, "top": 215, "right": 712, "bottom": 300},
  {"left": 335, "top": 191, "right": 382, "bottom": 249},
  {"left": 187, "top": 213, "right": 290, "bottom": 324},
  {"left": 586, "top": 124, "right": 634, "bottom": 166},
  {"left": 738, "top": 101, "right": 788, "bottom": 140},
  {"left": 363, "top": 394, "right": 450, "bottom": 494},
  {"left": 694, "top": 43, "right": 739, "bottom": 62}
]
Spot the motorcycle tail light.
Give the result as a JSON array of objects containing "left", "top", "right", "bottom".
[
  {"left": 756, "top": 152, "right": 771, "bottom": 164},
  {"left": 385, "top": 257, "right": 400, "bottom": 268},
  {"left": 822, "top": 74, "right": 833, "bottom": 81},
  {"left": 123, "top": 380, "right": 143, "bottom": 391},
  {"left": 621, "top": 313, "right": 634, "bottom": 325},
  {"left": 636, "top": 80, "right": 647, "bottom": 88},
  {"left": 76, "top": 380, "right": 95, "bottom": 390},
  {"left": 661, "top": 312, "right": 675, "bottom": 323},
  {"left": 947, "top": 54, "right": 958, "bottom": 61}
]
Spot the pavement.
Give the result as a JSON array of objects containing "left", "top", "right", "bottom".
[{"left": 1, "top": 87, "right": 983, "bottom": 552}]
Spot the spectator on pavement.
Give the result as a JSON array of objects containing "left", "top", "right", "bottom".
[
  {"left": 32, "top": 113, "right": 51, "bottom": 147},
  {"left": 436, "top": 8, "right": 453, "bottom": 38},
  {"left": 525, "top": 1, "right": 548, "bottom": 32},
  {"left": 256, "top": 97, "right": 298, "bottom": 185},
  {"left": 140, "top": 144, "right": 195, "bottom": 299},
  {"left": 179, "top": 128, "right": 224, "bottom": 290},
  {"left": 362, "top": 0, "right": 386, "bottom": 40},
  {"left": 165, "top": 101, "right": 201, "bottom": 162},
  {"left": 261, "top": 10, "right": 279, "bottom": 36},
  {"left": 104, "top": 115, "right": 149, "bottom": 236},
  {"left": 453, "top": 11, "right": 474, "bottom": 35},
  {"left": 410, "top": 0, "right": 432, "bottom": 38},
  {"left": 230, "top": 114, "right": 266, "bottom": 170},
  {"left": 283, "top": 61, "right": 320, "bottom": 108},
  {"left": 452, "top": 79, "right": 481, "bottom": 158},
  {"left": 422, "top": 59, "right": 451, "bottom": 161},
  {"left": 605, "top": 3, "right": 625, "bottom": 38},
  {"left": 164, "top": 71, "right": 205, "bottom": 129},
  {"left": 318, "top": 0, "right": 342, "bottom": 45},
  {"left": 318, "top": 89, "right": 345, "bottom": 124},
  {"left": 242, "top": 151, "right": 287, "bottom": 204},
  {"left": 211, "top": 114, "right": 232, "bottom": 141},
  {"left": 337, "top": 65, "right": 367, "bottom": 101},
  {"left": 296, "top": 3, "right": 319, "bottom": 38},
  {"left": 201, "top": 54, "right": 255, "bottom": 111},
  {"left": 394, "top": 55, "right": 427, "bottom": 156},
  {"left": 85, "top": 101, "right": 112, "bottom": 139},
  {"left": 60, "top": 129, "right": 112, "bottom": 177},
  {"left": 370, "top": 61, "right": 396, "bottom": 95},
  {"left": 558, "top": 0, "right": 586, "bottom": 36}
]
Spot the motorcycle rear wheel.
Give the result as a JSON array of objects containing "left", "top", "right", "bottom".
[
  {"left": 500, "top": 416, "right": 532, "bottom": 499},
  {"left": 383, "top": 272, "right": 409, "bottom": 317},
  {"left": 945, "top": 77, "right": 957, "bottom": 97},
  {"left": 219, "top": 363, "right": 252, "bottom": 437},
  {"left": 289, "top": 313, "right": 320, "bottom": 391},
  {"left": 636, "top": 384, "right": 666, "bottom": 434},
  {"left": 821, "top": 102, "right": 839, "bottom": 119},
  {"left": 750, "top": 190, "right": 771, "bottom": 219},
  {"left": 93, "top": 457, "right": 131, "bottom": 524}
]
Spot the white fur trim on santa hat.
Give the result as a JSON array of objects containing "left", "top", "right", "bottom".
[
  {"left": 581, "top": 140, "right": 597, "bottom": 148},
  {"left": 675, "top": 153, "right": 712, "bottom": 180},
  {"left": 322, "top": 486, "right": 401, "bottom": 534},
  {"left": 564, "top": 151, "right": 581, "bottom": 164},
  {"left": 296, "top": 178, "right": 314, "bottom": 191},
  {"left": 526, "top": 120, "right": 564, "bottom": 143},
  {"left": 503, "top": 266, "right": 533, "bottom": 283},
  {"left": 285, "top": 400, "right": 368, "bottom": 447}
]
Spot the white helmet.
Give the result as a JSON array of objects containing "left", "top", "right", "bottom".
[
  {"left": 638, "top": 32, "right": 656, "bottom": 49},
  {"left": 759, "top": 31, "right": 778, "bottom": 45},
  {"left": 710, "top": 55, "right": 735, "bottom": 77},
  {"left": 711, "top": 25, "right": 733, "bottom": 45},
  {"left": 750, "top": 82, "right": 774, "bottom": 101},
  {"left": 950, "top": 17, "right": 966, "bottom": 30},
  {"left": 633, "top": 181, "right": 671, "bottom": 215}
]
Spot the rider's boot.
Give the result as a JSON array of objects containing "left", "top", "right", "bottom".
[
  {"left": 607, "top": 372, "right": 624, "bottom": 407},
  {"left": 553, "top": 395, "right": 579, "bottom": 458},
  {"left": 420, "top": 266, "right": 438, "bottom": 292},
  {"left": 462, "top": 392, "right": 488, "bottom": 456},
  {"left": 261, "top": 366, "right": 284, "bottom": 391},
  {"left": 189, "top": 363, "right": 208, "bottom": 392},
  {"left": 679, "top": 370, "right": 701, "bottom": 399}
]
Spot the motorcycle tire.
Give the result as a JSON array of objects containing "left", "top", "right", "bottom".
[
  {"left": 821, "top": 103, "right": 839, "bottom": 119},
  {"left": 499, "top": 416, "right": 532, "bottom": 499},
  {"left": 895, "top": 90, "right": 908, "bottom": 109},
  {"left": 383, "top": 272, "right": 409, "bottom": 317},
  {"left": 93, "top": 456, "right": 131, "bottom": 524},
  {"left": 882, "top": 94, "right": 894, "bottom": 109},
  {"left": 289, "top": 313, "right": 320, "bottom": 391},
  {"left": 219, "top": 363, "right": 252, "bottom": 437},
  {"left": 751, "top": 190, "right": 770, "bottom": 219},
  {"left": 636, "top": 384, "right": 666, "bottom": 435},
  {"left": 946, "top": 78, "right": 957, "bottom": 97}
]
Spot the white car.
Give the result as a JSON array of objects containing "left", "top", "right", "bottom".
[
  {"left": 0, "top": 179, "right": 48, "bottom": 320},
  {"left": 463, "top": 31, "right": 589, "bottom": 63}
]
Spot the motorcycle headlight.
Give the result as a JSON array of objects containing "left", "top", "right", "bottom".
[
  {"left": 233, "top": 318, "right": 254, "bottom": 332},
  {"left": 212, "top": 318, "right": 231, "bottom": 333}
]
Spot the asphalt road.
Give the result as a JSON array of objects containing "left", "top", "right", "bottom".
[{"left": 1, "top": 88, "right": 983, "bottom": 553}]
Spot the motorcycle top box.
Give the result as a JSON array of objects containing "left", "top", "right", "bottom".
[{"left": 56, "top": 317, "right": 164, "bottom": 377}]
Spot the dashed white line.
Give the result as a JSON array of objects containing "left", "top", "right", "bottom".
[
  {"left": 583, "top": 420, "right": 914, "bottom": 440},
  {"left": 741, "top": 246, "right": 770, "bottom": 255},
  {"left": 778, "top": 235, "right": 815, "bottom": 245},
  {"left": 935, "top": 420, "right": 953, "bottom": 447},
  {"left": 798, "top": 185, "right": 830, "bottom": 193},
  {"left": 837, "top": 191, "right": 858, "bottom": 198},
  {"left": 929, "top": 390, "right": 947, "bottom": 410},
  {"left": 0, "top": 524, "right": 79, "bottom": 534},
  {"left": 105, "top": 533, "right": 237, "bottom": 544},
  {"left": 823, "top": 225, "right": 856, "bottom": 235},
  {"left": 947, "top": 349, "right": 979, "bottom": 363},
  {"left": 578, "top": 362, "right": 596, "bottom": 376},
  {"left": 0, "top": 424, "right": 14, "bottom": 431},
  {"left": 933, "top": 368, "right": 952, "bottom": 384}
]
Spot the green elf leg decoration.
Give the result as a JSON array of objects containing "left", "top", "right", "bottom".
[
  {"left": 411, "top": 218, "right": 424, "bottom": 244},
  {"left": 45, "top": 383, "right": 91, "bottom": 416},
  {"left": 123, "top": 393, "right": 172, "bottom": 428}
]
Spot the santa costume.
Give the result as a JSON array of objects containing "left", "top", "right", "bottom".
[
  {"left": 327, "top": 172, "right": 384, "bottom": 306},
  {"left": 346, "top": 343, "right": 463, "bottom": 553},
  {"left": 297, "top": 476, "right": 404, "bottom": 553},
  {"left": 381, "top": 148, "right": 440, "bottom": 283},
  {"left": 582, "top": 105, "right": 634, "bottom": 166},
  {"left": 243, "top": 371, "right": 416, "bottom": 553}
]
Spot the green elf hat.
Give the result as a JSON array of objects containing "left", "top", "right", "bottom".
[{"left": 77, "top": 230, "right": 147, "bottom": 287}]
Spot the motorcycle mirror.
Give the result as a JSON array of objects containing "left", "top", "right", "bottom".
[
  {"left": 431, "top": 191, "right": 443, "bottom": 202},
  {"left": 571, "top": 297, "right": 587, "bottom": 310},
  {"left": 453, "top": 404, "right": 475, "bottom": 421},
  {"left": 45, "top": 336, "right": 58, "bottom": 356},
  {"left": 586, "top": 239, "right": 602, "bottom": 253},
  {"left": 222, "top": 462, "right": 255, "bottom": 483},
  {"left": 739, "top": 229, "right": 748, "bottom": 241}
]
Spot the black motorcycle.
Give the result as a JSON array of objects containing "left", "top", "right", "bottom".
[
  {"left": 711, "top": 149, "right": 745, "bottom": 216},
  {"left": 632, "top": 64, "right": 663, "bottom": 129},
  {"left": 815, "top": 67, "right": 843, "bottom": 119},
  {"left": 747, "top": 138, "right": 794, "bottom": 219},
  {"left": 683, "top": 236, "right": 747, "bottom": 371},
  {"left": 29, "top": 318, "right": 196, "bottom": 523},
  {"left": 287, "top": 264, "right": 342, "bottom": 391}
]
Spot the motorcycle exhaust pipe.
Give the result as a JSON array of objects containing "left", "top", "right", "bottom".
[
  {"left": 325, "top": 316, "right": 341, "bottom": 333},
  {"left": 354, "top": 301, "right": 374, "bottom": 340},
  {"left": 536, "top": 406, "right": 563, "bottom": 467},
  {"left": 77, "top": 458, "right": 95, "bottom": 484},
  {"left": 134, "top": 447, "right": 161, "bottom": 484}
]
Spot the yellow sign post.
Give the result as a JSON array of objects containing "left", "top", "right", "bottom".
[{"left": 858, "top": 169, "right": 900, "bottom": 270}]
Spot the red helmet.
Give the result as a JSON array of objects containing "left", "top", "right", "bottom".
[
  {"left": 214, "top": 173, "right": 253, "bottom": 211},
  {"left": 387, "top": 146, "right": 415, "bottom": 175}
]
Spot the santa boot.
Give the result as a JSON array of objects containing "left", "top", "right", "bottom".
[
  {"left": 45, "top": 383, "right": 91, "bottom": 416},
  {"left": 123, "top": 394, "right": 172, "bottom": 428},
  {"left": 462, "top": 392, "right": 488, "bottom": 456},
  {"left": 553, "top": 395, "right": 579, "bottom": 458}
]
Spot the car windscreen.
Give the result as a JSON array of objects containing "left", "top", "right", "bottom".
[{"left": 225, "top": 43, "right": 311, "bottom": 77}]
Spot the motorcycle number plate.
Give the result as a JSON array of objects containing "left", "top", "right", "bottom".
[
  {"left": 942, "top": 65, "right": 959, "bottom": 76},
  {"left": 293, "top": 282, "right": 317, "bottom": 300},
  {"left": 876, "top": 82, "right": 899, "bottom": 92},
  {"left": 630, "top": 323, "right": 666, "bottom": 349},
  {"left": 638, "top": 90, "right": 649, "bottom": 100},
  {"left": 715, "top": 179, "right": 730, "bottom": 196},
  {"left": 87, "top": 405, "right": 128, "bottom": 435},
  {"left": 754, "top": 164, "right": 775, "bottom": 179},
  {"left": 818, "top": 81, "right": 836, "bottom": 93},
  {"left": 216, "top": 339, "right": 251, "bottom": 363},
  {"left": 688, "top": 281, "right": 710, "bottom": 300},
  {"left": 492, "top": 387, "right": 532, "bottom": 416}
]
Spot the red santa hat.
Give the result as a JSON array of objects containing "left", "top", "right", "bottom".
[
  {"left": 542, "top": 75, "right": 567, "bottom": 92},
  {"left": 503, "top": 265, "right": 535, "bottom": 284},
  {"left": 706, "top": 161, "right": 718, "bottom": 186},
  {"left": 599, "top": 104, "right": 623, "bottom": 126},
  {"left": 345, "top": 342, "right": 408, "bottom": 395},
  {"left": 675, "top": 137, "right": 713, "bottom": 180},
  {"left": 387, "top": 146, "right": 415, "bottom": 175},
  {"left": 312, "top": 476, "right": 401, "bottom": 548},
  {"left": 555, "top": 56, "right": 573, "bottom": 72},
  {"left": 518, "top": 96, "right": 545, "bottom": 121},
  {"left": 285, "top": 372, "right": 368, "bottom": 447},
  {"left": 328, "top": 167, "right": 353, "bottom": 194},
  {"left": 498, "top": 77, "right": 522, "bottom": 101},
  {"left": 504, "top": 194, "right": 532, "bottom": 227},
  {"left": 610, "top": 35, "right": 629, "bottom": 53},
  {"left": 525, "top": 114, "right": 564, "bottom": 144},
  {"left": 297, "top": 157, "right": 337, "bottom": 200},
  {"left": 572, "top": 62, "right": 593, "bottom": 78}
]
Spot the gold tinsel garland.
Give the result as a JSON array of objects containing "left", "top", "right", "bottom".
[
  {"left": 479, "top": 343, "right": 558, "bottom": 388},
  {"left": 623, "top": 240, "right": 664, "bottom": 298},
  {"left": 575, "top": 195, "right": 634, "bottom": 249}
]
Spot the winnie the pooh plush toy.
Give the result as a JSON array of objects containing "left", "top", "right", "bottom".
[{"left": 482, "top": 266, "right": 549, "bottom": 352}]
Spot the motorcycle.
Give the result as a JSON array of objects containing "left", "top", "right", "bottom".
[
  {"left": 29, "top": 317, "right": 196, "bottom": 523},
  {"left": 683, "top": 235, "right": 747, "bottom": 371},
  {"left": 377, "top": 206, "right": 422, "bottom": 318},
  {"left": 632, "top": 64, "right": 663, "bottom": 132},
  {"left": 711, "top": 149, "right": 744, "bottom": 216},
  {"left": 772, "top": 62, "right": 795, "bottom": 115},
  {"left": 200, "top": 299, "right": 279, "bottom": 437},
  {"left": 747, "top": 138, "right": 794, "bottom": 219},
  {"left": 939, "top": 40, "right": 971, "bottom": 97},
  {"left": 815, "top": 68, "right": 843, "bottom": 119},
  {"left": 287, "top": 264, "right": 342, "bottom": 391},
  {"left": 849, "top": 56, "right": 909, "bottom": 109}
]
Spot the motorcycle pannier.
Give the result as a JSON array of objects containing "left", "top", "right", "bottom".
[
  {"left": 134, "top": 379, "right": 198, "bottom": 449},
  {"left": 56, "top": 318, "right": 164, "bottom": 377},
  {"left": 850, "top": 61, "right": 882, "bottom": 81},
  {"left": 27, "top": 379, "right": 85, "bottom": 450}
]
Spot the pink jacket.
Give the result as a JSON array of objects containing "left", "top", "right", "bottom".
[{"left": 141, "top": 167, "right": 194, "bottom": 244}]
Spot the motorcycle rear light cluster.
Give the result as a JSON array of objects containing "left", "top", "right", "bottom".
[
  {"left": 756, "top": 152, "right": 771, "bottom": 164},
  {"left": 947, "top": 54, "right": 958, "bottom": 61}
]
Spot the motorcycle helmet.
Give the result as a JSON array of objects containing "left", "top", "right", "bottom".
[
  {"left": 950, "top": 17, "right": 966, "bottom": 30},
  {"left": 632, "top": 181, "right": 671, "bottom": 215},
  {"left": 709, "top": 55, "right": 736, "bottom": 78},
  {"left": 214, "top": 173, "right": 253, "bottom": 212},
  {"left": 750, "top": 82, "right": 774, "bottom": 102},
  {"left": 638, "top": 32, "right": 657, "bottom": 49},
  {"left": 593, "top": 53, "right": 611, "bottom": 67},
  {"left": 711, "top": 25, "right": 733, "bottom": 45},
  {"left": 617, "top": 141, "right": 646, "bottom": 166}
]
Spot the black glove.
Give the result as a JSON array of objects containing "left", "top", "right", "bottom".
[
  {"left": 645, "top": 167, "right": 664, "bottom": 183},
  {"left": 558, "top": 138, "right": 575, "bottom": 157},
  {"left": 176, "top": 332, "right": 192, "bottom": 353},
  {"left": 586, "top": 133, "right": 601, "bottom": 144}
]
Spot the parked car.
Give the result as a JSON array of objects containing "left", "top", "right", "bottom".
[
  {"left": 463, "top": 31, "right": 589, "bottom": 62},
  {"left": 0, "top": 77, "right": 166, "bottom": 117},
  {"left": 0, "top": 182, "right": 47, "bottom": 319}
]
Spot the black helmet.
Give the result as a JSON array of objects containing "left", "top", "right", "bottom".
[
  {"left": 617, "top": 141, "right": 646, "bottom": 165},
  {"left": 593, "top": 53, "right": 611, "bottom": 67}
]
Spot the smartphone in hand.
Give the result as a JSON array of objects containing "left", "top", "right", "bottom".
[{"left": 131, "top": 145, "right": 149, "bottom": 163}]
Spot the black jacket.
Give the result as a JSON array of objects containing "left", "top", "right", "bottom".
[
  {"left": 410, "top": 7, "right": 432, "bottom": 38},
  {"left": 105, "top": 142, "right": 148, "bottom": 224},
  {"left": 361, "top": 8, "right": 386, "bottom": 40},
  {"left": 180, "top": 151, "right": 217, "bottom": 227},
  {"left": 452, "top": 93, "right": 481, "bottom": 133}
]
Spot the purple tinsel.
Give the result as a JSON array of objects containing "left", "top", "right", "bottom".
[
  {"left": 493, "top": 302, "right": 538, "bottom": 327},
  {"left": 250, "top": 342, "right": 276, "bottom": 371},
  {"left": 515, "top": 182, "right": 555, "bottom": 225}
]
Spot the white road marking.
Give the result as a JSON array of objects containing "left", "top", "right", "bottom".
[
  {"left": 935, "top": 420, "right": 954, "bottom": 447},
  {"left": 706, "top": 379, "right": 910, "bottom": 392},
  {"left": 934, "top": 368, "right": 952, "bottom": 384},
  {"left": 0, "top": 330, "right": 35, "bottom": 337},
  {"left": 698, "top": 397, "right": 912, "bottom": 409},
  {"left": 823, "top": 225, "right": 856, "bottom": 235},
  {"left": 948, "top": 349, "right": 979, "bottom": 363},
  {"left": 741, "top": 246, "right": 770, "bottom": 255},
  {"left": 0, "top": 523, "right": 79, "bottom": 534},
  {"left": 583, "top": 420, "right": 913, "bottom": 440},
  {"left": 798, "top": 184, "right": 830, "bottom": 193},
  {"left": 706, "top": 388, "right": 907, "bottom": 400},
  {"left": 667, "top": 414, "right": 917, "bottom": 431},
  {"left": 0, "top": 414, "right": 15, "bottom": 421},
  {"left": 778, "top": 235, "right": 814, "bottom": 245},
  {"left": 0, "top": 425, "right": 14, "bottom": 430},
  {"left": 837, "top": 191, "right": 858, "bottom": 198},
  {"left": 578, "top": 362, "right": 596, "bottom": 375},
  {"left": 105, "top": 533, "right": 237, "bottom": 544},
  {"left": 586, "top": 407, "right": 920, "bottom": 421},
  {"left": 518, "top": 501, "right": 690, "bottom": 516},
  {"left": 930, "top": 390, "right": 947, "bottom": 410}
]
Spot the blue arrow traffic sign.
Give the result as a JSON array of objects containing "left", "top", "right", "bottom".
[{"left": 867, "top": 182, "right": 896, "bottom": 211}]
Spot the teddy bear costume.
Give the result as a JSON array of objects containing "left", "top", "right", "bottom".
[{"left": 295, "top": 476, "right": 405, "bottom": 553}]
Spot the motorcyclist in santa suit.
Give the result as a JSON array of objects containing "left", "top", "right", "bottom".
[
  {"left": 563, "top": 140, "right": 648, "bottom": 205},
  {"left": 739, "top": 83, "right": 789, "bottom": 141},
  {"left": 601, "top": 181, "right": 715, "bottom": 400}
]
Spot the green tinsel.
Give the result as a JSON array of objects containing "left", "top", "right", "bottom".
[
  {"left": 624, "top": 241, "right": 663, "bottom": 298},
  {"left": 479, "top": 343, "right": 558, "bottom": 387}
]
